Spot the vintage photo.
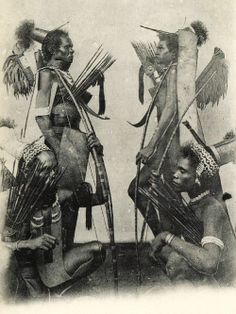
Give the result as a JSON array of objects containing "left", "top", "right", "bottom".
[{"left": 0, "top": 0, "right": 235, "bottom": 311}]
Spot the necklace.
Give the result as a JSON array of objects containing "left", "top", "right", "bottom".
[{"left": 189, "top": 190, "right": 210, "bottom": 204}]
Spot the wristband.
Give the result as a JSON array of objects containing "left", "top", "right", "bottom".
[
  {"left": 165, "top": 233, "right": 175, "bottom": 245},
  {"left": 15, "top": 240, "right": 21, "bottom": 251}
]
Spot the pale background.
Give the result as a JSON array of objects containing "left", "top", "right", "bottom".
[
  {"left": 0, "top": 0, "right": 235, "bottom": 243},
  {"left": 0, "top": 0, "right": 236, "bottom": 312}
]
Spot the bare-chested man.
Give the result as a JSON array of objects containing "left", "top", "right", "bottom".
[{"left": 149, "top": 144, "right": 236, "bottom": 285}]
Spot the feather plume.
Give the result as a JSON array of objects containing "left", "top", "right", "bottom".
[
  {"left": 196, "top": 48, "right": 228, "bottom": 109},
  {"left": 3, "top": 54, "right": 34, "bottom": 99},
  {"left": 223, "top": 130, "right": 235, "bottom": 140},
  {"left": 15, "top": 20, "right": 35, "bottom": 50},
  {"left": 191, "top": 21, "right": 208, "bottom": 46}
]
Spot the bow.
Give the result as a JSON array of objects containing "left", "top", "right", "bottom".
[
  {"left": 133, "top": 60, "right": 218, "bottom": 284},
  {"left": 135, "top": 45, "right": 228, "bottom": 249},
  {"left": 132, "top": 63, "right": 173, "bottom": 283},
  {"left": 50, "top": 67, "right": 118, "bottom": 293}
]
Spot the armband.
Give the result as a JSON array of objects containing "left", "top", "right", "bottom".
[
  {"left": 165, "top": 233, "right": 175, "bottom": 245},
  {"left": 201, "top": 236, "right": 224, "bottom": 250}
]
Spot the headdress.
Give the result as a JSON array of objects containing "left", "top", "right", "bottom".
[
  {"left": 140, "top": 20, "right": 208, "bottom": 47},
  {"left": 190, "top": 142, "right": 219, "bottom": 178},
  {"left": 3, "top": 20, "right": 68, "bottom": 98}
]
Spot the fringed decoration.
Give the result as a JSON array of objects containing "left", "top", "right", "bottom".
[
  {"left": 3, "top": 54, "right": 34, "bottom": 99},
  {"left": 196, "top": 47, "right": 228, "bottom": 109}
]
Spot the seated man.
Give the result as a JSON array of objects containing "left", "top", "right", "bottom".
[
  {"left": 2, "top": 135, "right": 106, "bottom": 299},
  {"left": 148, "top": 144, "right": 236, "bottom": 285}
]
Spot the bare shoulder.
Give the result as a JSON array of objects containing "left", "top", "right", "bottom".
[
  {"left": 200, "top": 196, "right": 226, "bottom": 237},
  {"left": 201, "top": 196, "right": 226, "bottom": 221},
  {"left": 165, "top": 63, "right": 177, "bottom": 93},
  {"left": 37, "top": 68, "right": 56, "bottom": 90},
  {"left": 38, "top": 68, "right": 54, "bottom": 80}
]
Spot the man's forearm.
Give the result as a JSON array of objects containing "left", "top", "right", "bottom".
[
  {"left": 36, "top": 116, "right": 61, "bottom": 155},
  {"left": 168, "top": 236, "right": 220, "bottom": 275},
  {"left": 4, "top": 239, "right": 32, "bottom": 251},
  {"left": 148, "top": 65, "right": 177, "bottom": 149},
  {"left": 148, "top": 104, "right": 176, "bottom": 149}
]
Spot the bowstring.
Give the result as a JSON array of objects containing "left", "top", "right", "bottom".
[
  {"left": 22, "top": 74, "right": 37, "bottom": 138},
  {"left": 58, "top": 76, "right": 109, "bottom": 235},
  {"left": 57, "top": 70, "right": 111, "bottom": 282},
  {"left": 53, "top": 66, "right": 118, "bottom": 292},
  {"left": 134, "top": 63, "right": 174, "bottom": 284},
  {"left": 87, "top": 161, "right": 109, "bottom": 236},
  {"left": 65, "top": 70, "right": 110, "bottom": 237}
]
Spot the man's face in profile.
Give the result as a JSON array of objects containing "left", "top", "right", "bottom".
[
  {"left": 171, "top": 157, "right": 196, "bottom": 192},
  {"left": 155, "top": 40, "right": 174, "bottom": 66},
  {"left": 54, "top": 35, "right": 74, "bottom": 65}
]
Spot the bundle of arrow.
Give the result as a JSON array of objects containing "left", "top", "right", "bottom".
[
  {"left": 68, "top": 45, "right": 116, "bottom": 101},
  {"left": 3, "top": 161, "right": 61, "bottom": 241}
]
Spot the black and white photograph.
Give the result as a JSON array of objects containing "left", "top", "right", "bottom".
[{"left": 0, "top": 1, "right": 235, "bottom": 313}]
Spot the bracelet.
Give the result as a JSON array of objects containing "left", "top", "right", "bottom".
[
  {"left": 15, "top": 240, "right": 21, "bottom": 251},
  {"left": 165, "top": 233, "right": 175, "bottom": 245}
]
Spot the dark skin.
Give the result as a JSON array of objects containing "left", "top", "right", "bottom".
[
  {"left": 35, "top": 34, "right": 105, "bottom": 207},
  {"left": 128, "top": 39, "right": 178, "bottom": 236},
  {"left": 136, "top": 40, "right": 177, "bottom": 164},
  {"left": 35, "top": 35, "right": 75, "bottom": 157},
  {"left": 4, "top": 35, "right": 107, "bottom": 290},
  {"left": 5, "top": 134, "right": 106, "bottom": 282},
  {"left": 150, "top": 157, "right": 224, "bottom": 276},
  {"left": 5, "top": 131, "right": 104, "bottom": 253},
  {"left": 35, "top": 35, "right": 103, "bottom": 157}
]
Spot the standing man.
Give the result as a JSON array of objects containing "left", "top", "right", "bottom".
[
  {"left": 2, "top": 21, "right": 109, "bottom": 299},
  {"left": 24, "top": 26, "right": 106, "bottom": 246},
  {"left": 128, "top": 22, "right": 208, "bottom": 236}
]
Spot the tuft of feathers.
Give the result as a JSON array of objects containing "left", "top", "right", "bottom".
[
  {"left": 15, "top": 20, "right": 35, "bottom": 50},
  {"left": 223, "top": 130, "right": 235, "bottom": 140},
  {"left": 0, "top": 117, "right": 16, "bottom": 129},
  {"left": 191, "top": 21, "right": 208, "bottom": 46},
  {"left": 222, "top": 192, "right": 232, "bottom": 201}
]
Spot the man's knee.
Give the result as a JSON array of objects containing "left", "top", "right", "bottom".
[
  {"left": 166, "top": 251, "right": 200, "bottom": 282},
  {"left": 90, "top": 241, "right": 106, "bottom": 263}
]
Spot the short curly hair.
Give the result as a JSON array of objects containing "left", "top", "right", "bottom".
[
  {"left": 180, "top": 144, "right": 200, "bottom": 170},
  {"left": 42, "top": 29, "right": 69, "bottom": 63}
]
